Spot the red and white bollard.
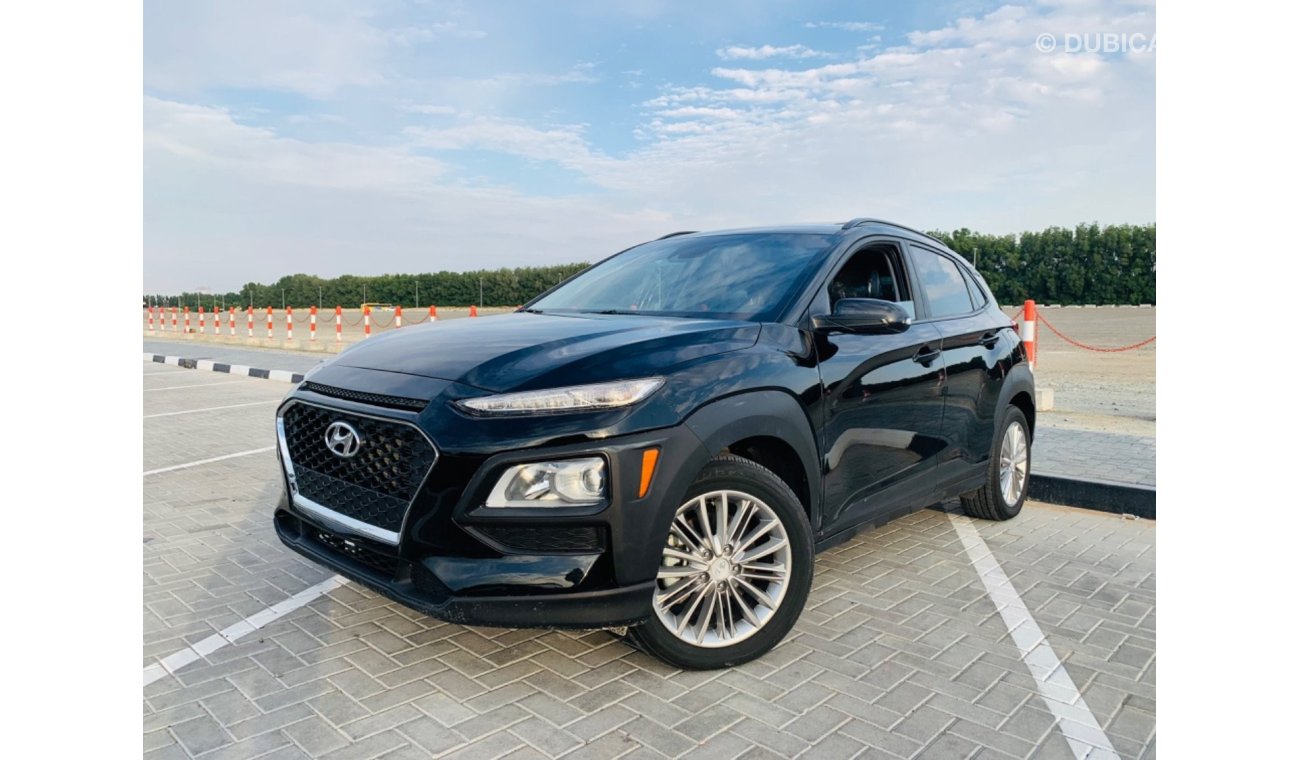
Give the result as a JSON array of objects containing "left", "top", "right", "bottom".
[
  {"left": 198, "top": 306, "right": 205, "bottom": 334},
  {"left": 335, "top": 305, "right": 342, "bottom": 342},
  {"left": 429, "top": 304, "right": 437, "bottom": 321},
  {"left": 1023, "top": 299, "right": 1037, "bottom": 371},
  {"left": 246, "top": 306, "right": 254, "bottom": 338},
  {"left": 286, "top": 306, "right": 294, "bottom": 341},
  {"left": 395, "top": 305, "right": 403, "bottom": 328},
  {"left": 228, "top": 307, "right": 235, "bottom": 336},
  {"left": 184, "top": 306, "right": 191, "bottom": 333},
  {"left": 266, "top": 307, "right": 273, "bottom": 339},
  {"left": 310, "top": 305, "right": 318, "bottom": 341},
  {"left": 364, "top": 305, "right": 372, "bottom": 338},
  {"left": 171, "top": 306, "right": 178, "bottom": 332},
  {"left": 148, "top": 306, "right": 155, "bottom": 332}
]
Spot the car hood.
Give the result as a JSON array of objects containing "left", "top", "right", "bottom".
[{"left": 331, "top": 312, "right": 761, "bottom": 393}]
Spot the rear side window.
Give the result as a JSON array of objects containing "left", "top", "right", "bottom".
[
  {"left": 959, "top": 266, "right": 987, "bottom": 308},
  {"left": 911, "top": 248, "right": 975, "bottom": 318}
]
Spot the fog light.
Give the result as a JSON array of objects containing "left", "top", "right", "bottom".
[{"left": 486, "top": 457, "right": 606, "bottom": 508}]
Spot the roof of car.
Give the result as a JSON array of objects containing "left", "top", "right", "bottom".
[{"left": 682, "top": 219, "right": 948, "bottom": 248}]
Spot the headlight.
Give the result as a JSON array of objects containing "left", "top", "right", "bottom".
[
  {"left": 456, "top": 378, "right": 664, "bottom": 416},
  {"left": 486, "top": 457, "right": 606, "bottom": 508}
]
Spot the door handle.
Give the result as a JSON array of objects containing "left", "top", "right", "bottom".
[
  {"left": 913, "top": 346, "right": 941, "bottom": 366},
  {"left": 979, "top": 331, "right": 1000, "bottom": 348}
]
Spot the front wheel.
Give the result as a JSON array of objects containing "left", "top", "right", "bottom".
[
  {"left": 961, "top": 406, "right": 1031, "bottom": 520},
  {"left": 629, "top": 455, "right": 814, "bottom": 669}
]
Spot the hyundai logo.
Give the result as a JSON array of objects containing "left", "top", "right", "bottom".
[{"left": 324, "top": 421, "right": 362, "bottom": 458}]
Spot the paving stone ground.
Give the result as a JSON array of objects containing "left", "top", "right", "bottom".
[
  {"left": 143, "top": 364, "right": 1156, "bottom": 759},
  {"left": 1031, "top": 428, "right": 1155, "bottom": 488}
]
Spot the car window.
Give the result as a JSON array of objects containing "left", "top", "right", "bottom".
[
  {"left": 959, "top": 266, "right": 987, "bottom": 308},
  {"left": 911, "top": 248, "right": 975, "bottom": 318},
  {"left": 530, "top": 233, "right": 833, "bottom": 321},
  {"left": 827, "top": 245, "right": 915, "bottom": 319}
]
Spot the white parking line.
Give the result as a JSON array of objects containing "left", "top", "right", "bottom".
[
  {"left": 949, "top": 513, "right": 1119, "bottom": 759},
  {"left": 143, "top": 446, "right": 275, "bottom": 477},
  {"left": 144, "top": 401, "right": 278, "bottom": 419},
  {"left": 143, "top": 380, "right": 250, "bottom": 392},
  {"left": 143, "top": 575, "right": 349, "bottom": 687}
]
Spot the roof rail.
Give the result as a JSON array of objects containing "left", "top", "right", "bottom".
[
  {"left": 655, "top": 230, "right": 697, "bottom": 240},
  {"left": 840, "top": 218, "right": 946, "bottom": 246}
]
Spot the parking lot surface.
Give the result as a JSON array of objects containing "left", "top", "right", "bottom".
[{"left": 143, "top": 363, "right": 1156, "bottom": 759}]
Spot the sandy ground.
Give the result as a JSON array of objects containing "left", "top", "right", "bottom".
[{"left": 1001, "top": 306, "right": 1156, "bottom": 437}]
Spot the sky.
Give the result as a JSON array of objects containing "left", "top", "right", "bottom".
[{"left": 144, "top": 0, "right": 1155, "bottom": 294}]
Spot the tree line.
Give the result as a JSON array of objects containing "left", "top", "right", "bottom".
[
  {"left": 143, "top": 263, "right": 591, "bottom": 311},
  {"left": 144, "top": 223, "right": 1155, "bottom": 309},
  {"left": 931, "top": 223, "right": 1155, "bottom": 305}
]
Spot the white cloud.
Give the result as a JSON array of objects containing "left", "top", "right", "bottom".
[
  {"left": 716, "top": 44, "right": 830, "bottom": 61},
  {"left": 402, "top": 104, "right": 458, "bottom": 116},
  {"left": 804, "top": 21, "right": 884, "bottom": 32},
  {"left": 146, "top": 98, "right": 448, "bottom": 193},
  {"left": 450, "top": 63, "right": 600, "bottom": 91},
  {"left": 404, "top": 118, "right": 609, "bottom": 175},
  {"left": 144, "top": 98, "right": 674, "bottom": 291}
]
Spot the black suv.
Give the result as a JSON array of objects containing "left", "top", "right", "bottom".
[{"left": 274, "top": 219, "right": 1034, "bottom": 669}]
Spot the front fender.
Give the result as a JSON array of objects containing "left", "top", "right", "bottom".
[
  {"left": 621, "top": 389, "right": 821, "bottom": 584},
  {"left": 683, "top": 390, "right": 820, "bottom": 504}
]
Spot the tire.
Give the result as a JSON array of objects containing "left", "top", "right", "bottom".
[
  {"left": 961, "top": 406, "right": 1031, "bottom": 521},
  {"left": 628, "top": 455, "right": 814, "bottom": 669}
]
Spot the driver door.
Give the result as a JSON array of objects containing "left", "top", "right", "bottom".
[{"left": 813, "top": 240, "right": 949, "bottom": 536}]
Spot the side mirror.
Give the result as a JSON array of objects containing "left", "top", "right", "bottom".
[{"left": 812, "top": 298, "right": 912, "bottom": 335}]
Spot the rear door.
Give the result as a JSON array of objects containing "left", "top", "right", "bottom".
[
  {"left": 812, "top": 239, "right": 949, "bottom": 536},
  {"left": 905, "top": 243, "right": 1010, "bottom": 473}
]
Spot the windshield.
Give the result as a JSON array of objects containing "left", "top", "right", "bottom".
[{"left": 530, "top": 233, "right": 834, "bottom": 321}]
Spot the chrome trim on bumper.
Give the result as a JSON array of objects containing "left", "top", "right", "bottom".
[{"left": 293, "top": 493, "right": 402, "bottom": 545}]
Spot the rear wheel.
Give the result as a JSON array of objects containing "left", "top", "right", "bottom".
[
  {"left": 961, "top": 406, "right": 1031, "bottom": 520},
  {"left": 629, "top": 455, "right": 813, "bottom": 669}
]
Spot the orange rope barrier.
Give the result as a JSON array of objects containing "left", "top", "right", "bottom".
[{"left": 1036, "top": 312, "right": 1156, "bottom": 352}]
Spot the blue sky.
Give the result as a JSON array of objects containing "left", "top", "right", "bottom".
[{"left": 144, "top": 0, "right": 1155, "bottom": 293}]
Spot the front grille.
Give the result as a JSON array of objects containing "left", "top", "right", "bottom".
[
  {"left": 312, "top": 529, "right": 400, "bottom": 577},
  {"left": 473, "top": 525, "right": 607, "bottom": 554},
  {"left": 302, "top": 382, "right": 427, "bottom": 411},
  {"left": 282, "top": 403, "right": 437, "bottom": 534}
]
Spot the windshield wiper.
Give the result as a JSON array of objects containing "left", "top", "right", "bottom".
[{"left": 518, "top": 308, "right": 544, "bottom": 314}]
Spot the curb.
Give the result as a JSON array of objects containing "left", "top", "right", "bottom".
[
  {"left": 144, "top": 353, "right": 305, "bottom": 384},
  {"left": 1028, "top": 474, "right": 1155, "bottom": 519}
]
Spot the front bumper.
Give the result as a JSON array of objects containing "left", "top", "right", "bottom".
[
  {"left": 275, "top": 506, "right": 655, "bottom": 628},
  {"left": 273, "top": 394, "right": 713, "bottom": 630}
]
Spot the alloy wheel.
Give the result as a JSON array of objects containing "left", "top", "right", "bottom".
[
  {"left": 999, "top": 420, "right": 1029, "bottom": 505},
  {"left": 651, "top": 489, "right": 792, "bottom": 648}
]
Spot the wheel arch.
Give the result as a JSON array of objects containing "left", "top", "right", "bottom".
[
  {"left": 682, "top": 390, "right": 821, "bottom": 523},
  {"left": 997, "top": 363, "right": 1036, "bottom": 439}
]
